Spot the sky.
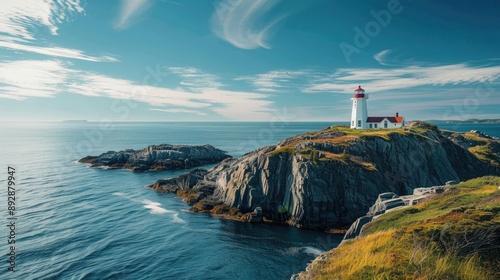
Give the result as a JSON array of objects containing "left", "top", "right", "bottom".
[{"left": 0, "top": 0, "right": 499, "bottom": 122}]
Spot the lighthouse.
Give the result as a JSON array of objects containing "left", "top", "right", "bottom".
[
  {"left": 349, "top": 85, "right": 405, "bottom": 129},
  {"left": 350, "top": 85, "right": 368, "bottom": 129}
]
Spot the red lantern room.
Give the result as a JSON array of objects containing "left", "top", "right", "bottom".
[{"left": 353, "top": 85, "right": 365, "bottom": 98}]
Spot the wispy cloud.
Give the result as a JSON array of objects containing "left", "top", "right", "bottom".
[
  {"left": 0, "top": 41, "right": 117, "bottom": 62},
  {"left": 373, "top": 49, "right": 392, "bottom": 66},
  {"left": 0, "top": 0, "right": 83, "bottom": 41},
  {"left": 0, "top": 0, "right": 117, "bottom": 62},
  {"left": 0, "top": 60, "right": 71, "bottom": 100},
  {"left": 211, "top": 0, "right": 284, "bottom": 49},
  {"left": 0, "top": 60, "right": 274, "bottom": 120},
  {"left": 304, "top": 63, "right": 500, "bottom": 94},
  {"left": 237, "top": 70, "right": 312, "bottom": 92},
  {"left": 115, "top": 0, "right": 155, "bottom": 29},
  {"left": 167, "top": 67, "right": 223, "bottom": 89}
]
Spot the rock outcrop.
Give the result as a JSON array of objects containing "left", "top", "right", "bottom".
[
  {"left": 343, "top": 185, "right": 446, "bottom": 241},
  {"left": 148, "top": 122, "right": 500, "bottom": 230},
  {"left": 79, "top": 144, "right": 231, "bottom": 172}
]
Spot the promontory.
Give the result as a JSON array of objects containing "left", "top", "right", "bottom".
[
  {"left": 79, "top": 144, "right": 231, "bottom": 172},
  {"left": 147, "top": 121, "right": 500, "bottom": 230}
]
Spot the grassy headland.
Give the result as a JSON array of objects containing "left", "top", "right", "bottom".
[{"left": 298, "top": 176, "right": 500, "bottom": 279}]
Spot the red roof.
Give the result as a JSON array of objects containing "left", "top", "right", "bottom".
[
  {"left": 367, "top": 116, "right": 404, "bottom": 123},
  {"left": 355, "top": 85, "right": 364, "bottom": 91}
]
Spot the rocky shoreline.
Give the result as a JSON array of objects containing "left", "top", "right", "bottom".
[
  {"left": 145, "top": 122, "right": 500, "bottom": 231},
  {"left": 79, "top": 144, "right": 231, "bottom": 172}
]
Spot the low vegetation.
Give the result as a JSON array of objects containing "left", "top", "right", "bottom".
[
  {"left": 442, "top": 130, "right": 500, "bottom": 167},
  {"left": 269, "top": 123, "right": 498, "bottom": 174},
  {"left": 267, "top": 124, "right": 438, "bottom": 169},
  {"left": 299, "top": 176, "right": 500, "bottom": 279}
]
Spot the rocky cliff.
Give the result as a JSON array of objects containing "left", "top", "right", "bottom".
[
  {"left": 149, "top": 122, "right": 500, "bottom": 230},
  {"left": 79, "top": 144, "right": 231, "bottom": 172}
]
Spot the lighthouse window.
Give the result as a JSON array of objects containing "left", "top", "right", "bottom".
[
  {"left": 357, "top": 120, "right": 361, "bottom": 127},
  {"left": 352, "top": 121, "right": 354, "bottom": 126}
]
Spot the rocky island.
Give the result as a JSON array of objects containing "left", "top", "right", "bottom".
[
  {"left": 147, "top": 121, "right": 500, "bottom": 230},
  {"left": 79, "top": 144, "right": 231, "bottom": 172}
]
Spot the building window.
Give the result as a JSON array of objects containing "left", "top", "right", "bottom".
[
  {"left": 357, "top": 120, "right": 361, "bottom": 127},
  {"left": 369, "top": 124, "right": 372, "bottom": 128},
  {"left": 374, "top": 124, "right": 377, "bottom": 128},
  {"left": 352, "top": 121, "right": 354, "bottom": 126},
  {"left": 384, "top": 121, "right": 388, "bottom": 128}
]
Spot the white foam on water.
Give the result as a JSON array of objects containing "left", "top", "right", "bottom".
[
  {"left": 141, "top": 200, "right": 187, "bottom": 223},
  {"left": 282, "top": 246, "right": 323, "bottom": 257},
  {"left": 172, "top": 213, "right": 186, "bottom": 224},
  {"left": 302, "top": 246, "right": 323, "bottom": 256},
  {"left": 142, "top": 199, "right": 169, "bottom": 214}
]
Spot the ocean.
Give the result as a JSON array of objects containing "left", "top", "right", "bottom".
[{"left": 1, "top": 122, "right": 498, "bottom": 279}]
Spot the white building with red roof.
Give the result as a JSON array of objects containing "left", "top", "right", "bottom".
[{"left": 350, "top": 86, "right": 404, "bottom": 129}]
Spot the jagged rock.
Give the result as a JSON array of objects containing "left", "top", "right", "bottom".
[
  {"left": 367, "top": 193, "right": 406, "bottom": 216},
  {"left": 148, "top": 122, "right": 500, "bottom": 230},
  {"left": 343, "top": 216, "right": 373, "bottom": 240},
  {"left": 79, "top": 144, "right": 231, "bottom": 172},
  {"left": 242, "top": 207, "right": 263, "bottom": 222},
  {"left": 147, "top": 169, "right": 210, "bottom": 192},
  {"left": 343, "top": 184, "right": 451, "bottom": 243}
]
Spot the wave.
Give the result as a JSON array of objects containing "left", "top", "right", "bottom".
[
  {"left": 282, "top": 246, "right": 323, "bottom": 257},
  {"left": 142, "top": 199, "right": 170, "bottom": 214}
]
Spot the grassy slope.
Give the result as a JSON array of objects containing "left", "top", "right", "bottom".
[
  {"left": 270, "top": 123, "right": 498, "bottom": 173},
  {"left": 450, "top": 131, "right": 500, "bottom": 167},
  {"left": 299, "top": 176, "right": 500, "bottom": 280},
  {"left": 268, "top": 125, "right": 430, "bottom": 171}
]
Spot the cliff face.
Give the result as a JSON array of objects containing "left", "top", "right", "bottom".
[
  {"left": 79, "top": 144, "right": 230, "bottom": 172},
  {"left": 150, "top": 122, "right": 500, "bottom": 229}
]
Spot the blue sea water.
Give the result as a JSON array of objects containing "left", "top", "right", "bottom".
[
  {"left": 1, "top": 122, "right": 343, "bottom": 280},
  {"left": 1, "top": 121, "right": 498, "bottom": 280}
]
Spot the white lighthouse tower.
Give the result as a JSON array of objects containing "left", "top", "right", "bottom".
[{"left": 350, "top": 85, "right": 369, "bottom": 129}]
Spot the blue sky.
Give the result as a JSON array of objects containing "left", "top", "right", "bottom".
[{"left": 0, "top": 0, "right": 499, "bottom": 122}]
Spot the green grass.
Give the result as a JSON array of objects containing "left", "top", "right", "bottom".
[
  {"left": 299, "top": 176, "right": 500, "bottom": 280},
  {"left": 469, "top": 144, "right": 500, "bottom": 167},
  {"left": 329, "top": 126, "right": 407, "bottom": 141},
  {"left": 268, "top": 146, "right": 295, "bottom": 155},
  {"left": 441, "top": 131, "right": 500, "bottom": 167},
  {"left": 364, "top": 176, "right": 500, "bottom": 234},
  {"left": 269, "top": 122, "right": 497, "bottom": 173}
]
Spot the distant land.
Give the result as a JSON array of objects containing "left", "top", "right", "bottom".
[
  {"left": 62, "top": 120, "right": 88, "bottom": 123},
  {"left": 428, "top": 118, "right": 500, "bottom": 124}
]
